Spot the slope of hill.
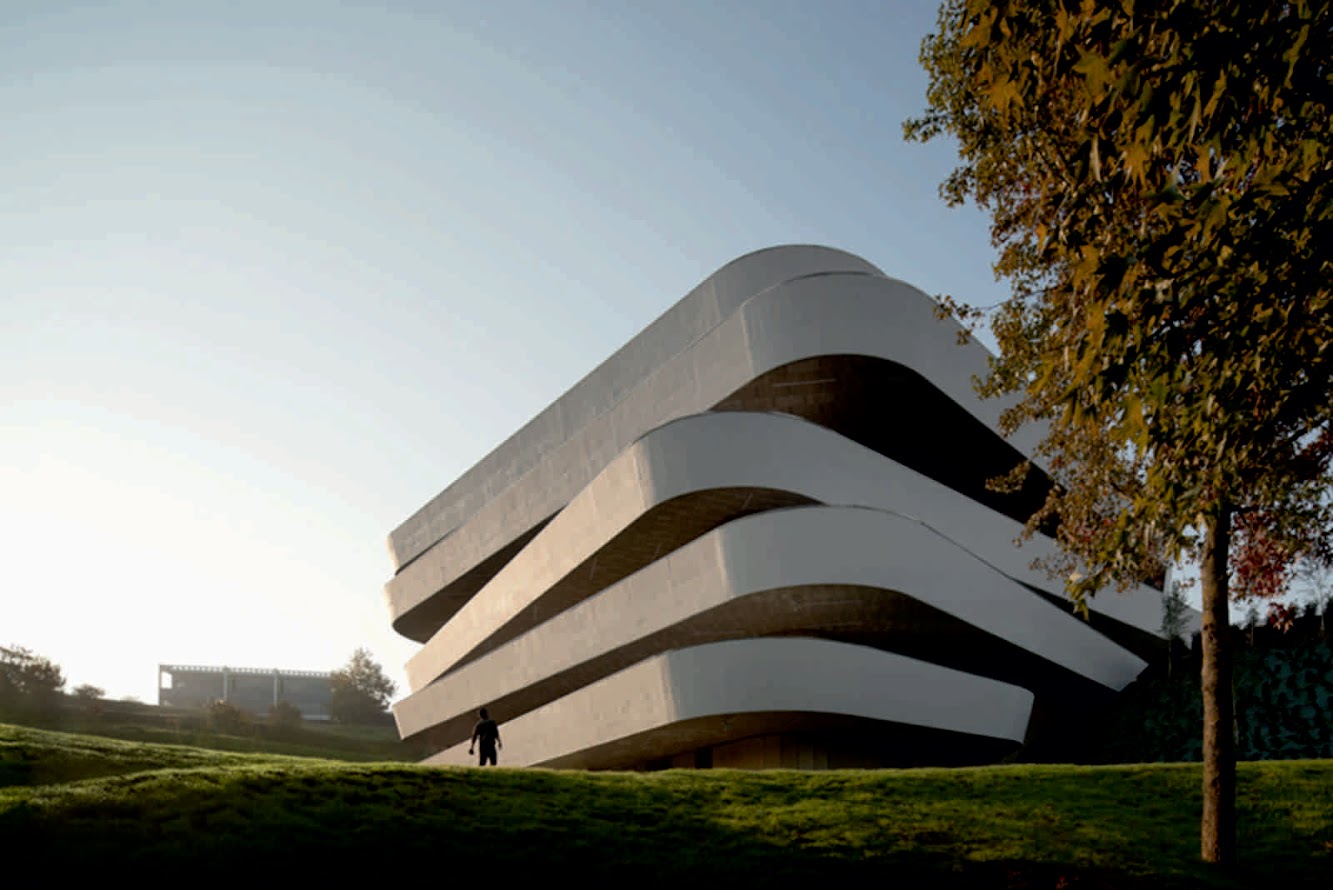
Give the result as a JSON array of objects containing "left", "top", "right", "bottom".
[{"left": 2, "top": 723, "right": 1329, "bottom": 886}]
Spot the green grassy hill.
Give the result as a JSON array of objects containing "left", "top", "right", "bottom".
[
  {"left": 2, "top": 723, "right": 1329, "bottom": 886},
  {"left": 1, "top": 695, "right": 424, "bottom": 762}
]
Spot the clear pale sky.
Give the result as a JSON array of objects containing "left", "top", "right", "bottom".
[{"left": 3, "top": 1, "right": 1021, "bottom": 703}]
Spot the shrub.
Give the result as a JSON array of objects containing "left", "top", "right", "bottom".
[
  {"left": 206, "top": 700, "right": 251, "bottom": 734},
  {"left": 267, "top": 700, "right": 303, "bottom": 732},
  {"left": 73, "top": 684, "right": 105, "bottom": 715},
  {"left": 0, "top": 645, "right": 66, "bottom": 715}
]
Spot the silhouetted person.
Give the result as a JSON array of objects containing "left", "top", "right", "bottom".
[{"left": 469, "top": 707, "right": 502, "bottom": 766}]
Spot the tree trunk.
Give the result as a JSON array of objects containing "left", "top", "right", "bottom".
[{"left": 1199, "top": 504, "right": 1236, "bottom": 865}]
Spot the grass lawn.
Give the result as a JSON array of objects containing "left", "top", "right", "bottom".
[
  {"left": 5, "top": 697, "right": 421, "bottom": 762},
  {"left": 2, "top": 723, "right": 1329, "bottom": 886}
]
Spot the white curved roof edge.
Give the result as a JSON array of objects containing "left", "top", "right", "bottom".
[
  {"left": 388, "top": 244, "right": 885, "bottom": 571},
  {"left": 422, "top": 638, "right": 1035, "bottom": 768},
  {"left": 398, "top": 410, "right": 1166, "bottom": 679},
  {"left": 387, "top": 271, "right": 1049, "bottom": 631},
  {"left": 396, "top": 504, "right": 1145, "bottom": 741}
]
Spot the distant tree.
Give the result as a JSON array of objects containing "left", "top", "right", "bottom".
[
  {"left": 73, "top": 683, "right": 104, "bottom": 701},
  {"left": 267, "top": 700, "right": 304, "bottom": 732},
  {"left": 0, "top": 645, "right": 66, "bottom": 713},
  {"left": 907, "top": 0, "right": 1333, "bottom": 865},
  {"left": 329, "top": 648, "right": 396, "bottom": 724},
  {"left": 73, "top": 684, "right": 105, "bottom": 715},
  {"left": 1242, "top": 602, "right": 1263, "bottom": 648},
  {"left": 1293, "top": 557, "right": 1333, "bottom": 636},
  {"left": 207, "top": 699, "right": 250, "bottom": 734},
  {"left": 1160, "top": 583, "right": 1190, "bottom": 678}
]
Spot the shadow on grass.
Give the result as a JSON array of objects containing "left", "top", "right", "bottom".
[{"left": 0, "top": 764, "right": 1293, "bottom": 888}]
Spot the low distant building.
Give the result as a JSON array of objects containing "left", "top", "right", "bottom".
[{"left": 158, "top": 664, "right": 332, "bottom": 720}]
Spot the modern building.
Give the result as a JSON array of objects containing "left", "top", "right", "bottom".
[
  {"left": 385, "top": 245, "right": 1179, "bottom": 770},
  {"left": 158, "top": 664, "right": 332, "bottom": 720}
]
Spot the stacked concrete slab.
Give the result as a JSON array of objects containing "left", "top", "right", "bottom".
[{"left": 385, "top": 245, "right": 1176, "bottom": 769}]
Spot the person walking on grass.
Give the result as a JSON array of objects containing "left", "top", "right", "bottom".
[{"left": 469, "top": 707, "right": 502, "bottom": 766}]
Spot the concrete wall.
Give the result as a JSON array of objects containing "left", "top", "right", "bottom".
[
  {"left": 386, "top": 245, "right": 1185, "bottom": 769},
  {"left": 423, "top": 639, "right": 1034, "bottom": 769},
  {"left": 158, "top": 665, "right": 331, "bottom": 719},
  {"left": 387, "top": 245, "right": 883, "bottom": 572},
  {"left": 384, "top": 264, "right": 1050, "bottom": 642}
]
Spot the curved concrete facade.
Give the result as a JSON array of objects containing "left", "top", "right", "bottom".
[
  {"left": 422, "top": 638, "right": 1036, "bottom": 769},
  {"left": 385, "top": 246, "right": 1181, "bottom": 770}
]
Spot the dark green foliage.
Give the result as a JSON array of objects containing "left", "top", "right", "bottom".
[
  {"left": 1236, "top": 641, "right": 1333, "bottom": 760},
  {"left": 1097, "top": 666, "right": 1206, "bottom": 765},
  {"left": 328, "top": 648, "right": 395, "bottom": 725},
  {"left": 0, "top": 645, "right": 65, "bottom": 717},
  {"left": 1088, "top": 628, "right": 1332, "bottom": 764}
]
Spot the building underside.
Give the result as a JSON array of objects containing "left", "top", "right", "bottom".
[{"left": 384, "top": 245, "right": 1185, "bottom": 770}]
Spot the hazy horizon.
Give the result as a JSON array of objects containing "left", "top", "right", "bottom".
[{"left": 5, "top": 1, "right": 1057, "bottom": 704}]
